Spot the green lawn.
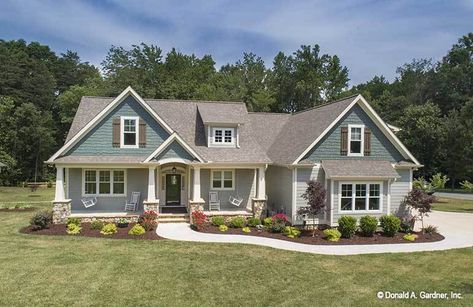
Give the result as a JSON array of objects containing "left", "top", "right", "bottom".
[
  {"left": 437, "top": 189, "right": 473, "bottom": 194},
  {"left": 433, "top": 197, "right": 473, "bottom": 213},
  {"left": 0, "top": 186, "right": 54, "bottom": 204},
  {"left": 0, "top": 205, "right": 472, "bottom": 306}
]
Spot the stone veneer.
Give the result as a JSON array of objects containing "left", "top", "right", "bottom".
[
  {"left": 52, "top": 200, "right": 71, "bottom": 224},
  {"left": 143, "top": 201, "right": 159, "bottom": 213},
  {"left": 252, "top": 198, "right": 267, "bottom": 219},
  {"left": 188, "top": 200, "right": 205, "bottom": 223}
]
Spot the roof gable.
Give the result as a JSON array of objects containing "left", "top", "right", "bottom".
[{"left": 144, "top": 133, "right": 204, "bottom": 163}]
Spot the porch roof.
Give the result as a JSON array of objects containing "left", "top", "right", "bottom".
[
  {"left": 52, "top": 155, "right": 147, "bottom": 164},
  {"left": 322, "top": 160, "right": 400, "bottom": 179}
]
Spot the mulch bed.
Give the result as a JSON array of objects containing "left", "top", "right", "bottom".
[
  {"left": 0, "top": 208, "right": 36, "bottom": 212},
  {"left": 20, "top": 222, "right": 163, "bottom": 240},
  {"left": 198, "top": 226, "right": 444, "bottom": 245}
]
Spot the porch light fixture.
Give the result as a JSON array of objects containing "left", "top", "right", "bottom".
[{"left": 172, "top": 166, "right": 177, "bottom": 173}]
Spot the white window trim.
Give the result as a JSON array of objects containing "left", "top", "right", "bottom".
[
  {"left": 210, "top": 127, "right": 235, "bottom": 147},
  {"left": 210, "top": 169, "right": 235, "bottom": 190},
  {"left": 82, "top": 169, "right": 127, "bottom": 197},
  {"left": 338, "top": 181, "right": 383, "bottom": 214},
  {"left": 347, "top": 124, "right": 364, "bottom": 156},
  {"left": 120, "top": 116, "right": 139, "bottom": 148}
]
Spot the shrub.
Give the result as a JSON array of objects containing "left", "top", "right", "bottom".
[
  {"left": 403, "top": 233, "right": 418, "bottom": 241},
  {"left": 230, "top": 216, "right": 246, "bottom": 228},
  {"left": 242, "top": 227, "right": 251, "bottom": 233},
  {"left": 338, "top": 216, "right": 357, "bottom": 238},
  {"left": 66, "top": 223, "right": 81, "bottom": 235},
  {"left": 430, "top": 173, "right": 448, "bottom": 190},
  {"left": 359, "top": 216, "right": 378, "bottom": 237},
  {"left": 67, "top": 217, "right": 81, "bottom": 226},
  {"left": 399, "top": 218, "right": 414, "bottom": 233},
  {"left": 100, "top": 223, "right": 118, "bottom": 235},
  {"left": 30, "top": 210, "right": 53, "bottom": 230},
  {"left": 323, "top": 228, "right": 341, "bottom": 242},
  {"left": 263, "top": 217, "right": 273, "bottom": 227},
  {"left": 128, "top": 224, "right": 146, "bottom": 235},
  {"left": 90, "top": 219, "right": 104, "bottom": 230},
  {"left": 191, "top": 211, "right": 208, "bottom": 231},
  {"left": 139, "top": 210, "right": 158, "bottom": 231},
  {"left": 460, "top": 180, "right": 473, "bottom": 192},
  {"left": 271, "top": 213, "right": 289, "bottom": 224},
  {"left": 283, "top": 226, "right": 301, "bottom": 238},
  {"left": 423, "top": 225, "right": 438, "bottom": 234},
  {"left": 269, "top": 213, "right": 288, "bottom": 233},
  {"left": 219, "top": 225, "right": 228, "bottom": 232},
  {"left": 247, "top": 217, "right": 261, "bottom": 227},
  {"left": 379, "top": 215, "right": 401, "bottom": 237},
  {"left": 211, "top": 216, "right": 225, "bottom": 227}
]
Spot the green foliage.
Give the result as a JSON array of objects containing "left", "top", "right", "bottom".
[
  {"left": 128, "top": 224, "right": 146, "bottom": 235},
  {"left": 230, "top": 216, "right": 246, "bottom": 228},
  {"left": 403, "top": 233, "right": 418, "bottom": 241},
  {"left": 379, "top": 215, "right": 401, "bottom": 237},
  {"left": 430, "top": 173, "right": 449, "bottom": 190},
  {"left": 242, "top": 227, "right": 251, "bottom": 233},
  {"left": 247, "top": 217, "right": 261, "bottom": 227},
  {"left": 211, "top": 216, "right": 225, "bottom": 227},
  {"left": 359, "top": 216, "right": 378, "bottom": 237},
  {"left": 90, "top": 219, "right": 104, "bottom": 230},
  {"left": 423, "top": 225, "right": 438, "bottom": 234},
  {"left": 67, "top": 218, "right": 81, "bottom": 226},
  {"left": 323, "top": 229, "right": 341, "bottom": 242},
  {"left": 283, "top": 226, "right": 301, "bottom": 238},
  {"left": 460, "top": 180, "right": 473, "bottom": 191},
  {"left": 66, "top": 223, "right": 81, "bottom": 235},
  {"left": 337, "top": 216, "right": 357, "bottom": 238},
  {"left": 100, "top": 223, "right": 118, "bottom": 235},
  {"left": 219, "top": 225, "right": 228, "bottom": 232},
  {"left": 263, "top": 217, "right": 273, "bottom": 228},
  {"left": 30, "top": 210, "right": 53, "bottom": 230}
]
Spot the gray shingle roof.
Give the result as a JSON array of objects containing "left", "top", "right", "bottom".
[
  {"left": 53, "top": 155, "right": 148, "bottom": 164},
  {"left": 322, "top": 160, "right": 400, "bottom": 179},
  {"left": 198, "top": 103, "right": 246, "bottom": 124}
]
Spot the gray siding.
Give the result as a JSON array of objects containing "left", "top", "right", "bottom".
[
  {"left": 66, "top": 96, "right": 170, "bottom": 156},
  {"left": 294, "top": 166, "right": 325, "bottom": 224},
  {"left": 154, "top": 141, "right": 195, "bottom": 161},
  {"left": 390, "top": 168, "right": 411, "bottom": 214},
  {"left": 68, "top": 168, "right": 148, "bottom": 213},
  {"left": 304, "top": 105, "right": 404, "bottom": 162},
  {"left": 200, "top": 169, "right": 256, "bottom": 211},
  {"left": 266, "top": 165, "right": 292, "bottom": 219}
]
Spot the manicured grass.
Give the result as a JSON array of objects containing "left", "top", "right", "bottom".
[
  {"left": 437, "top": 189, "right": 473, "bottom": 194},
  {"left": 0, "top": 207, "right": 472, "bottom": 305},
  {"left": 0, "top": 187, "right": 54, "bottom": 204},
  {"left": 433, "top": 197, "right": 473, "bottom": 213}
]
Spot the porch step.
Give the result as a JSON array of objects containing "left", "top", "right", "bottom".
[{"left": 158, "top": 213, "right": 190, "bottom": 223}]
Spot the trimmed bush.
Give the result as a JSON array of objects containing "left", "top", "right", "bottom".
[
  {"left": 379, "top": 215, "right": 401, "bottom": 237},
  {"left": 211, "top": 216, "right": 225, "bottom": 226},
  {"left": 263, "top": 217, "right": 273, "bottom": 227},
  {"left": 359, "top": 216, "right": 378, "bottom": 237},
  {"left": 30, "top": 210, "right": 53, "bottom": 230},
  {"left": 67, "top": 217, "right": 81, "bottom": 226},
  {"left": 219, "top": 225, "right": 228, "bottom": 232},
  {"left": 242, "top": 227, "right": 251, "bottom": 233},
  {"left": 403, "top": 233, "right": 418, "bottom": 241},
  {"left": 247, "top": 217, "right": 261, "bottom": 227},
  {"left": 323, "top": 228, "right": 341, "bottom": 242},
  {"left": 230, "top": 216, "right": 246, "bottom": 228},
  {"left": 337, "top": 216, "right": 357, "bottom": 238},
  {"left": 283, "top": 226, "right": 301, "bottom": 238},
  {"left": 129, "top": 224, "right": 146, "bottom": 235},
  {"left": 100, "top": 223, "right": 118, "bottom": 235},
  {"left": 66, "top": 223, "right": 81, "bottom": 235},
  {"left": 400, "top": 219, "right": 414, "bottom": 233},
  {"left": 90, "top": 219, "right": 104, "bottom": 230}
]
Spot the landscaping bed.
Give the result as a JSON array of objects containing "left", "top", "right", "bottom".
[
  {"left": 21, "top": 222, "right": 162, "bottom": 240},
  {"left": 198, "top": 225, "right": 444, "bottom": 245},
  {"left": 0, "top": 207, "right": 36, "bottom": 212}
]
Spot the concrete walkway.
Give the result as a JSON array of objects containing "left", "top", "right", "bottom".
[
  {"left": 156, "top": 211, "right": 473, "bottom": 255},
  {"left": 436, "top": 192, "right": 473, "bottom": 201}
]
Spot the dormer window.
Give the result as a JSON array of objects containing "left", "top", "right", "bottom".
[
  {"left": 121, "top": 116, "right": 139, "bottom": 148},
  {"left": 212, "top": 127, "right": 235, "bottom": 146}
]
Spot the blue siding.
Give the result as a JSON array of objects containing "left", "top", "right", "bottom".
[
  {"left": 303, "top": 105, "right": 404, "bottom": 162},
  {"left": 66, "top": 96, "right": 170, "bottom": 156},
  {"left": 154, "top": 140, "right": 195, "bottom": 161}
]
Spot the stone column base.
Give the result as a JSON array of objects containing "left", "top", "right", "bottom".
[
  {"left": 52, "top": 199, "right": 71, "bottom": 224},
  {"left": 188, "top": 199, "right": 205, "bottom": 223},
  {"left": 252, "top": 198, "right": 267, "bottom": 219},
  {"left": 143, "top": 200, "right": 159, "bottom": 213}
]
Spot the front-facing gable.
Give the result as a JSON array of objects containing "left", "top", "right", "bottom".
[{"left": 153, "top": 140, "right": 196, "bottom": 162}]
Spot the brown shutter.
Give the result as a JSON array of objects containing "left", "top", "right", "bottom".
[
  {"left": 139, "top": 118, "right": 146, "bottom": 148},
  {"left": 340, "top": 127, "right": 348, "bottom": 156},
  {"left": 112, "top": 117, "right": 120, "bottom": 147},
  {"left": 364, "top": 128, "right": 371, "bottom": 156}
]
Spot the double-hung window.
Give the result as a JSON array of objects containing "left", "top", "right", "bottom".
[
  {"left": 348, "top": 124, "right": 364, "bottom": 156},
  {"left": 121, "top": 116, "right": 139, "bottom": 148},
  {"left": 211, "top": 170, "right": 234, "bottom": 190},
  {"left": 212, "top": 128, "right": 235, "bottom": 146},
  {"left": 340, "top": 182, "right": 381, "bottom": 212},
  {"left": 83, "top": 169, "right": 126, "bottom": 196}
]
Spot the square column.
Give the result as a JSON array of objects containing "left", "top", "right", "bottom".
[
  {"left": 256, "top": 166, "right": 266, "bottom": 199},
  {"left": 53, "top": 166, "right": 71, "bottom": 224},
  {"left": 54, "top": 166, "right": 65, "bottom": 201},
  {"left": 192, "top": 166, "right": 204, "bottom": 202},
  {"left": 147, "top": 166, "right": 156, "bottom": 201}
]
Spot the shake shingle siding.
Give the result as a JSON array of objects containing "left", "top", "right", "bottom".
[
  {"left": 153, "top": 141, "right": 195, "bottom": 161},
  {"left": 303, "top": 105, "right": 404, "bottom": 162},
  {"left": 266, "top": 166, "right": 293, "bottom": 219}
]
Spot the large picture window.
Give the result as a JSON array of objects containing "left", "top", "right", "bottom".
[
  {"left": 83, "top": 169, "right": 126, "bottom": 196},
  {"left": 211, "top": 170, "right": 234, "bottom": 190},
  {"left": 121, "top": 116, "right": 139, "bottom": 148},
  {"left": 348, "top": 124, "right": 364, "bottom": 156},
  {"left": 339, "top": 182, "right": 381, "bottom": 212}
]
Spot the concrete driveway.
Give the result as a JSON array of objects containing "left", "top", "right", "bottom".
[
  {"left": 436, "top": 192, "right": 473, "bottom": 201},
  {"left": 157, "top": 211, "right": 473, "bottom": 255}
]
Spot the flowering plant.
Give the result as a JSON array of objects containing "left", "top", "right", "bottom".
[
  {"left": 191, "top": 211, "right": 208, "bottom": 231},
  {"left": 271, "top": 213, "right": 289, "bottom": 224},
  {"left": 139, "top": 210, "right": 158, "bottom": 231}
]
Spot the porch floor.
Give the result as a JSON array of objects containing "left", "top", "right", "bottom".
[
  {"left": 70, "top": 212, "right": 141, "bottom": 218},
  {"left": 203, "top": 210, "right": 253, "bottom": 216}
]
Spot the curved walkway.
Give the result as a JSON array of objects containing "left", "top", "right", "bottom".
[{"left": 156, "top": 211, "right": 473, "bottom": 255}]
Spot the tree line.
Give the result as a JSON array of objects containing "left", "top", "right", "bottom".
[{"left": 0, "top": 33, "right": 472, "bottom": 187}]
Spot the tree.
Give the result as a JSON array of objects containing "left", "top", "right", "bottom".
[
  {"left": 403, "top": 189, "right": 436, "bottom": 232},
  {"left": 297, "top": 180, "right": 327, "bottom": 236}
]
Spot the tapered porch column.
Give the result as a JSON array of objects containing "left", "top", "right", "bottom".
[
  {"left": 52, "top": 166, "right": 71, "bottom": 224},
  {"left": 256, "top": 166, "right": 266, "bottom": 199},
  {"left": 252, "top": 166, "right": 267, "bottom": 219},
  {"left": 147, "top": 167, "right": 156, "bottom": 201},
  {"left": 54, "top": 166, "right": 65, "bottom": 201},
  {"left": 192, "top": 166, "right": 203, "bottom": 202}
]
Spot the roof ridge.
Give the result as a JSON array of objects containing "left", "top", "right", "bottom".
[
  {"left": 82, "top": 95, "right": 246, "bottom": 105},
  {"left": 291, "top": 94, "right": 359, "bottom": 115},
  {"left": 247, "top": 111, "right": 291, "bottom": 115}
]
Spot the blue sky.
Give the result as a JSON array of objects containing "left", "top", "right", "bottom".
[{"left": 0, "top": 0, "right": 472, "bottom": 84}]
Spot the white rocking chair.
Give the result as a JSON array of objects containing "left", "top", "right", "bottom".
[
  {"left": 209, "top": 191, "right": 221, "bottom": 211},
  {"left": 81, "top": 197, "right": 97, "bottom": 208},
  {"left": 229, "top": 194, "right": 243, "bottom": 207},
  {"left": 125, "top": 192, "right": 141, "bottom": 212}
]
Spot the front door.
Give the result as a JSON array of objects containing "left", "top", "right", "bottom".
[{"left": 165, "top": 174, "right": 181, "bottom": 206}]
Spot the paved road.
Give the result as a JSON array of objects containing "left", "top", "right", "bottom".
[
  {"left": 157, "top": 211, "right": 473, "bottom": 255},
  {"left": 436, "top": 192, "right": 473, "bottom": 201}
]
